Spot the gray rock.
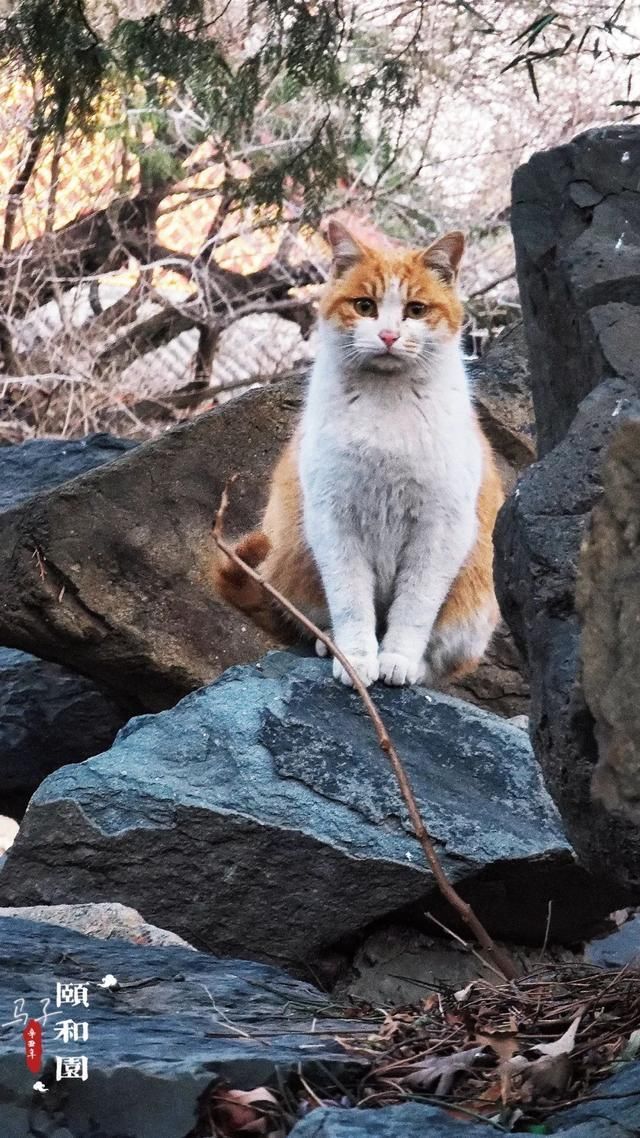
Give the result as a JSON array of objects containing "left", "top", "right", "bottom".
[
  {"left": 288, "top": 1103, "right": 499, "bottom": 1137},
  {"left": 495, "top": 379, "right": 640, "bottom": 892},
  {"left": 0, "top": 433, "right": 136, "bottom": 512},
  {"left": 548, "top": 1061, "right": 640, "bottom": 1136},
  {"left": 447, "top": 325, "right": 533, "bottom": 717},
  {"left": 0, "top": 916, "right": 366, "bottom": 1138},
  {"left": 0, "top": 653, "right": 604, "bottom": 967},
  {"left": 586, "top": 914, "right": 640, "bottom": 969},
  {"left": 344, "top": 924, "right": 580, "bottom": 1008},
  {"left": 0, "top": 380, "right": 299, "bottom": 711},
  {"left": 512, "top": 124, "right": 640, "bottom": 454},
  {"left": 0, "top": 647, "right": 126, "bottom": 818},
  {"left": 0, "top": 378, "right": 530, "bottom": 722},
  {"left": 0, "top": 435, "right": 139, "bottom": 814},
  {"left": 469, "top": 322, "right": 536, "bottom": 481},
  {"left": 0, "top": 902, "right": 194, "bottom": 949}
]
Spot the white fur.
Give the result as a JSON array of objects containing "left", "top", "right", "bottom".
[{"left": 299, "top": 279, "right": 485, "bottom": 688}]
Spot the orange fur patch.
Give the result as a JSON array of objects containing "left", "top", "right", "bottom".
[{"left": 435, "top": 428, "right": 504, "bottom": 638}]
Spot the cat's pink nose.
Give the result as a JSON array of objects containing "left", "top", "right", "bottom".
[{"left": 378, "top": 329, "right": 399, "bottom": 348}]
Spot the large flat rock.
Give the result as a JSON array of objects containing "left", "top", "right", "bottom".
[
  {"left": 0, "top": 654, "right": 603, "bottom": 968},
  {"left": 0, "top": 916, "right": 366, "bottom": 1138},
  {"left": 512, "top": 124, "right": 640, "bottom": 454}
]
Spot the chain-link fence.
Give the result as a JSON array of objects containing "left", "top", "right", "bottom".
[{"left": 1, "top": 1, "right": 635, "bottom": 443}]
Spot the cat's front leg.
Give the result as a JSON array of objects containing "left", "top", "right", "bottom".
[
  {"left": 309, "top": 531, "right": 379, "bottom": 687},
  {"left": 379, "top": 520, "right": 473, "bottom": 687}
]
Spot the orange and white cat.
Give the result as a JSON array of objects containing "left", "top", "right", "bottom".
[{"left": 214, "top": 221, "right": 504, "bottom": 688}]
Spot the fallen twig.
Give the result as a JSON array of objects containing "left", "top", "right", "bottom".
[{"left": 212, "top": 481, "right": 519, "bottom": 982}]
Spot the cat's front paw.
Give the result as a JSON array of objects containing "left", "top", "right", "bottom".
[
  {"left": 378, "top": 650, "right": 426, "bottom": 687},
  {"left": 332, "top": 651, "right": 379, "bottom": 688},
  {"left": 315, "top": 634, "right": 330, "bottom": 658}
]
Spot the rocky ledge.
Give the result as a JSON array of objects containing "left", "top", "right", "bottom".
[{"left": 0, "top": 654, "right": 607, "bottom": 971}]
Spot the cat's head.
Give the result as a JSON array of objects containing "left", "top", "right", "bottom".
[{"left": 318, "top": 222, "right": 464, "bottom": 374}]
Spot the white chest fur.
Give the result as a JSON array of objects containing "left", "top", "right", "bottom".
[{"left": 297, "top": 336, "right": 483, "bottom": 687}]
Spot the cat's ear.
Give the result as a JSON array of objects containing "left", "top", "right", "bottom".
[
  {"left": 421, "top": 231, "right": 464, "bottom": 284},
  {"left": 326, "top": 220, "right": 366, "bottom": 276}
]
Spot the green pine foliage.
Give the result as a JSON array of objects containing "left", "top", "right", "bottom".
[{"left": 0, "top": 0, "right": 423, "bottom": 220}]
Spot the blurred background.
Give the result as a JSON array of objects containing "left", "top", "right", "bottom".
[{"left": 0, "top": 0, "right": 637, "bottom": 443}]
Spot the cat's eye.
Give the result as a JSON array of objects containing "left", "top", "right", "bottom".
[
  {"left": 353, "top": 297, "right": 377, "bottom": 317},
  {"left": 405, "top": 301, "right": 428, "bottom": 319}
]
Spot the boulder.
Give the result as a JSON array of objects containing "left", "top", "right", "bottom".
[
  {"left": 0, "top": 647, "right": 126, "bottom": 818},
  {"left": 0, "top": 432, "right": 137, "bottom": 512},
  {"left": 546, "top": 1061, "right": 640, "bottom": 1137},
  {"left": 0, "top": 916, "right": 366, "bottom": 1138},
  {"left": 469, "top": 322, "right": 536, "bottom": 484},
  {"left": 447, "top": 325, "right": 534, "bottom": 719},
  {"left": 577, "top": 420, "right": 640, "bottom": 824},
  {"left": 0, "top": 384, "right": 299, "bottom": 710},
  {"left": 586, "top": 913, "right": 640, "bottom": 969},
  {"left": 511, "top": 124, "right": 640, "bottom": 454},
  {"left": 0, "top": 902, "right": 194, "bottom": 949},
  {"left": 495, "top": 379, "right": 640, "bottom": 893},
  {"left": 0, "top": 653, "right": 606, "bottom": 969},
  {"left": 0, "top": 436, "right": 140, "bottom": 814}
]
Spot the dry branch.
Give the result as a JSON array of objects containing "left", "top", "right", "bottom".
[{"left": 212, "top": 483, "right": 519, "bottom": 982}]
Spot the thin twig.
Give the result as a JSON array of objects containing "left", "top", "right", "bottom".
[{"left": 212, "top": 483, "right": 519, "bottom": 982}]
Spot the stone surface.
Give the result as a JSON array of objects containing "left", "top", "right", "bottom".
[
  {"left": 0, "top": 652, "right": 601, "bottom": 969},
  {"left": 288, "top": 1064, "right": 640, "bottom": 1137},
  {"left": 0, "top": 916, "right": 366, "bottom": 1138},
  {"left": 547, "top": 1062, "right": 640, "bottom": 1136},
  {"left": 0, "top": 902, "right": 194, "bottom": 949},
  {"left": 512, "top": 124, "right": 640, "bottom": 454},
  {"left": 0, "top": 433, "right": 137, "bottom": 512},
  {"left": 445, "top": 324, "right": 535, "bottom": 717},
  {"left": 577, "top": 420, "right": 640, "bottom": 823},
  {"left": 344, "top": 925, "right": 580, "bottom": 1007},
  {"left": 0, "top": 436, "right": 140, "bottom": 814},
  {"left": 586, "top": 914, "right": 640, "bottom": 969},
  {"left": 495, "top": 379, "right": 640, "bottom": 893},
  {"left": 289, "top": 1103, "right": 500, "bottom": 1137},
  {"left": 0, "top": 647, "right": 127, "bottom": 818},
  {"left": 343, "top": 924, "right": 578, "bottom": 1005},
  {"left": 0, "top": 381, "right": 300, "bottom": 711},
  {"left": 444, "top": 622, "right": 529, "bottom": 720},
  {"left": 469, "top": 322, "right": 536, "bottom": 483}
]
